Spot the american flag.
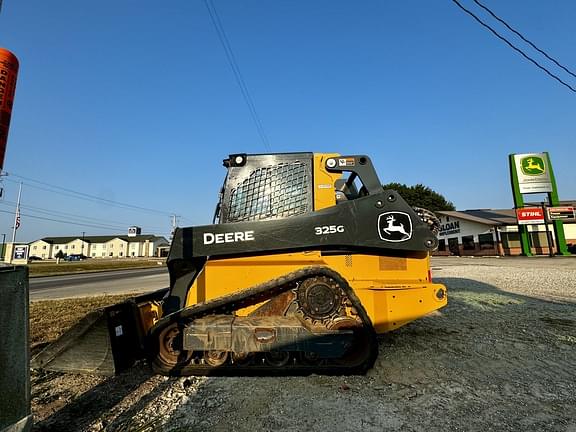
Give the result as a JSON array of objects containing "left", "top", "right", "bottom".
[{"left": 15, "top": 206, "right": 20, "bottom": 230}]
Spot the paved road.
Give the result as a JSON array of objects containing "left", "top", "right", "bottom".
[{"left": 29, "top": 267, "right": 169, "bottom": 300}]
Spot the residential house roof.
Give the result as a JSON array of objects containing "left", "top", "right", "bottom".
[{"left": 34, "top": 235, "right": 168, "bottom": 245}]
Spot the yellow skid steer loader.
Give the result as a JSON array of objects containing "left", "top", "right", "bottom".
[{"left": 32, "top": 153, "right": 447, "bottom": 376}]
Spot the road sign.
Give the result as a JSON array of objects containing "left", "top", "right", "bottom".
[
  {"left": 516, "top": 207, "right": 545, "bottom": 225},
  {"left": 546, "top": 206, "right": 575, "bottom": 221},
  {"left": 12, "top": 245, "right": 28, "bottom": 260}
]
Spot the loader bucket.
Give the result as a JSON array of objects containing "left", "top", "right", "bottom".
[{"left": 31, "top": 289, "right": 168, "bottom": 376}]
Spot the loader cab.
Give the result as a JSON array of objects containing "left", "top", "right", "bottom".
[
  {"left": 214, "top": 153, "right": 384, "bottom": 223},
  {"left": 215, "top": 152, "right": 314, "bottom": 224}
]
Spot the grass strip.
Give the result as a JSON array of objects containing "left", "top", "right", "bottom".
[
  {"left": 28, "top": 259, "right": 165, "bottom": 277},
  {"left": 29, "top": 294, "right": 136, "bottom": 346}
]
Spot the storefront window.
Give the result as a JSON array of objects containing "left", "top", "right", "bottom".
[
  {"left": 479, "top": 233, "right": 495, "bottom": 250},
  {"left": 437, "top": 239, "right": 446, "bottom": 251},
  {"left": 462, "top": 235, "right": 476, "bottom": 250}
]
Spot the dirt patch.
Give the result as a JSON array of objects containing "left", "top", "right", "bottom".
[{"left": 30, "top": 262, "right": 576, "bottom": 431}]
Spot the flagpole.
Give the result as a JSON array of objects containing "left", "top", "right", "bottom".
[{"left": 11, "top": 181, "right": 22, "bottom": 244}]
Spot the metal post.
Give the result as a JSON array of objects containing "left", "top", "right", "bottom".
[
  {"left": 0, "top": 266, "right": 32, "bottom": 432},
  {"left": 1, "top": 233, "right": 5, "bottom": 261},
  {"left": 494, "top": 227, "right": 504, "bottom": 256},
  {"left": 544, "top": 152, "right": 570, "bottom": 255},
  {"left": 542, "top": 203, "right": 554, "bottom": 257},
  {"left": 82, "top": 231, "right": 85, "bottom": 256},
  {"left": 509, "top": 155, "right": 532, "bottom": 256}
]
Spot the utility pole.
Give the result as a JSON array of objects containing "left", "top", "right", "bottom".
[
  {"left": 1, "top": 233, "right": 5, "bottom": 261},
  {"left": 170, "top": 214, "right": 180, "bottom": 240},
  {"left": 81, "top": 231, "right": 85, "bottom": 256},
  {"left": 11, "top": 181, "right": 22, "bottom": 244}
]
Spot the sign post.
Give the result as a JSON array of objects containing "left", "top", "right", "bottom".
[
  {"left": 542, "top": 204, "right": 555, "bottom": 257},
  {"left": 509, "top": 152, "right": 570, "bottom": 256}
]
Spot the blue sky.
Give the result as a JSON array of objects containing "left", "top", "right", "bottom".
[{"left": 0, "top": 0, "right": 574, "bottom": 243}]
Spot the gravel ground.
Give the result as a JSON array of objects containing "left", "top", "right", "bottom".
[{"left": 31, "top": 257, "right": 576, "bottom": 432}]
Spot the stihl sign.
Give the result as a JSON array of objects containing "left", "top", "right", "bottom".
[{"left": 516, "top": 207, "right": 545, "bottom": 225}]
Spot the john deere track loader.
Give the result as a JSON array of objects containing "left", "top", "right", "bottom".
[{"left": 32, "top": 153, "right": 447, "bottom": 376}]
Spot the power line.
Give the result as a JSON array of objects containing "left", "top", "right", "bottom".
[
  {"left": 472, "top": 0, "right": 576, "bottom": 80},
  {"left": 0, "top": 208, "right": 131, "bottom": 231},
  {"left": 0, "top": 177, "right": 180, "bottom": 235},
  {"left": 203, "top": 0, "right": 272, "bottom": 151},
  {"left": 0, "top": 200, "right": 167, "bottom": 232},
  {"left": 3, "top": 174, "right": 175, "bottom": 216},
  {"left": 0, "top": 200, "right": 124, "bottom": 229},
  {"left": 451, "top": 0, "right": 576, "bottom": 93}
]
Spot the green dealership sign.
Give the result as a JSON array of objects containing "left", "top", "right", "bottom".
[
  {"left": 509, "top": 152, "right": 570, "bottom": 256},
  {"left": 513, "top": 153, "right": 553, "bottom": 193}
]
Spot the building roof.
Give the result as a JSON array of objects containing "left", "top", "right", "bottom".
[
  {"left": 438, "top": 209, "right": 517, "bottom": 226},
  {"left": 526, "top": 200, "right": 576, "bottom": 207},
  {"left": 34, "top": 235, "right": 167, "bottom": 244},
  {"left": 438, "top": 200, "right": 576, "bottom": 226}
]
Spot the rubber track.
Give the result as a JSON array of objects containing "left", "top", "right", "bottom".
[{"left": 149, "top": 266, "right": 378, "bottom": 376}]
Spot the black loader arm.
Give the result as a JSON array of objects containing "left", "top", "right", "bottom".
[{"left": 164, "top": 190, "right": 438, "bottom": 314}]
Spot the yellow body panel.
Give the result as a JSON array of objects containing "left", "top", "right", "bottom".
[
  {"left": 185, "top": 251, "right": 446, "bottom": 334},
  {"left": 183, "top": 152, "right": 447, "bottom": 334},
  {"left": 313, "top": 153, "right": 340, "bottom": 210}
]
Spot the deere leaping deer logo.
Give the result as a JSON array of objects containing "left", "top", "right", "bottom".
[
  {"left": 520, "top": 156, "right": 545, "bottom": 176},
  {"left": 378, "top": 212, "right": 412, "bottom": 242}
]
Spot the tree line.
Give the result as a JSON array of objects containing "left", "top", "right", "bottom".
[{"left": 382, "top": 183, "right": 455, "bottom": 211}]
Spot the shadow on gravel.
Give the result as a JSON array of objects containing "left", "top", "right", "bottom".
[
  {"left": 32, "top": 277, "right": 576, "bottom": 432},
  {"left": 379, "top": 276, "right": 576, "bottom": 375},
  {"left": 433, "top": 276, "right": 576, "bottom": 326},
  {"left": 435, "top": 276, "right": 575, "bottom": 305},
  {"left": 371, "top": 277, "right": 576, "bottom": 431},
  {"left": 32, "top": 365, "right": 170, "bottom": 432}
]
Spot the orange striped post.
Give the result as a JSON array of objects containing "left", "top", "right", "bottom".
[{"left": 0, "top": 48, "right": 19, "bottom": 171}]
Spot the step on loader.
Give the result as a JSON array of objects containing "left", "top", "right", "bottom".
[{"left": 32, "top": 153, "right": 447, "bottom": 376}]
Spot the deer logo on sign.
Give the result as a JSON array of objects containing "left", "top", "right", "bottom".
[
  {"left": 520, "top": 156, "right": 546, "bottom": 176},
  {"left": 378, "top": 212, "right": 412, "bottom": 242}
]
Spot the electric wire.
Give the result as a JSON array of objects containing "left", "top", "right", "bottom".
[
  {"left": 1, "top": 207, "right": 171, "bottom": 238},
  {"left": 472, "top": 0, "right": 576, "bottom": 80},
  {"left": 203, "top": 0, "right": 272, "bottom": 151},
  {"left": 3, "top": 174, "right": 176, "bottom": 216},
  {"left": 205, "top": 0, "right": 272, "bottom": 151},
  {"left": 0, "top": 208, "right": 131, "bottom": 231},
  {"left": 0, "top": 200, "right": 167, "bottom": 232},
  {"left": 0, "top": 177, "right": 176, "bottom": 236},
  {"left": 450, "top": 0, "right": 576, "bottom": 93}
]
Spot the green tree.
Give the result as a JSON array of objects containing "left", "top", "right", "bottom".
[
  {"left": 55, "top": 250, "right": 65, "bottom": 259},
  {"left": 383, "top": 182, "right": 455, "bottom": 211}
]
